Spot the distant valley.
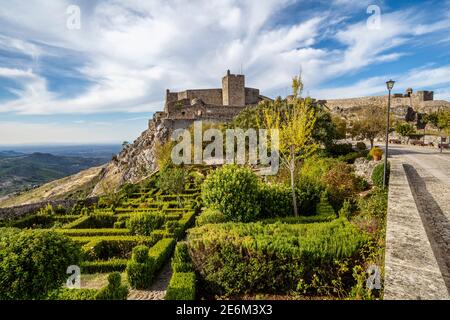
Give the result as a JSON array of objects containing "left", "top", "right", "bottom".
[{"left": 0, "top": 145, "right": 121, "bottom": 198}]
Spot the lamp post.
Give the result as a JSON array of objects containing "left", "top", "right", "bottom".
[{"left": 383, "top": 79, "right": 395, "bottom": 188}]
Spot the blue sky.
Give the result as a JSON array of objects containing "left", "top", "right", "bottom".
[{"left": 1, "top": 0, "right": 450, "bottom": 144}]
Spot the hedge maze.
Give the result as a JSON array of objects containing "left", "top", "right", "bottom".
[{"left": 2, "top": 172, "right": 201, "bottom": 299}]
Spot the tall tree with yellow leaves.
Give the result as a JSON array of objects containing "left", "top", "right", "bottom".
[{"left": 258, "top": 77, "right": 318, "bottom": 216}]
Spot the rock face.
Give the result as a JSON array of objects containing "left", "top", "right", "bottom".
[{"left": 91, "top": 117, "right": 172, "bottom": 195}]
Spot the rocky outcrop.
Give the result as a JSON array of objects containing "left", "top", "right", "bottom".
[{"left": 91, "top": 117, "right": 172, "bottom": 195}]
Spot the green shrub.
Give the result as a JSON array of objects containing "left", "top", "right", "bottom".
[
  {"left": 56, "top": 228, "right": 130, "bottom": 237},
  {"left": 62, "top": 213, "right": 116, "bottom": 229},
  {"left": 95, "top": 272, "right": 128, "bottom": 300},
  {"left": 113, "top": 221, "right": 126, "bottom": 229},
  {"left": 372, "top": 162, "right": 390, "bottom": 188},
  {"left": 326, "top": 143, "right": 354, "bottom": 157},
  {"left": 316, "top": 193, "right": 336, "bottom": 217},
  {"left": 356, "top": 142, "right": 367, "bottom": 151},
  {"left": 357, "top": 188, "right": 388, "bottom": 219},
  {"left": 9, "top": 214, "right": 54, "bottom": 229},
  {"left": 48, "top": 288, "right": 98, "bottom": 300},
  {"left": 149, "top": 238, "right": 176, "bottom": 271},
  {"left": 156, "top": 166, "right": 187, "bottom": 194},
  {"left": 187, "top": 218, "right": 368, "bottom": 296},
  {"left": 201, "top": 165, "right": 261, "bottom": 222},
  {"left": 172, "top": 242, "right": 194, "bottom": 273},
  {"left": 165, "top": 272, "right": 196, "bottom": 300},
  {"left": 322, "top": 162, "right": 360, "bottom": 209},
  {"left": 81, "top": 236, "right": 156, "bottom": 261},
  {"left": 0, "top": 230, "right": 81, "bottom": 300},
  {"left": 126, "top": 246, "right": 153, "bottom": 289},
  {"left": 196, "top": 208, "right": 227, "bottom": 226},
  {"left": 258, "top": 183, "right": 292, "bottom": 218},
  {"left": 338, "top": 200, "right": 352, "bottom": 219},
  {"left": 295, "top": 178, "right": 324, "bottom": 215},
  {"left": 127, "top": 212, "right": 165, "bottom": 236},
  {"left": 337, "top": 152, "right": 361, "bottom": 164}
]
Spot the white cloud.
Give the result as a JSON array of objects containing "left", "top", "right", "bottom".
[
  {"left": 0, "top": 0, "right": 448, "bottom": 117},
  {"left": 313, "top": 65, "right": 450, "bottom": 99}
]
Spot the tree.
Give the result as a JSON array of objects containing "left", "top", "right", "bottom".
[
  {"left": 258, "top": 86, "right": 318, "bottom": 216},
  {"left": 428, "top": 110, "right": 450, "bottom": 152},
  {"left": 395, "top": 121, "right": 415, "bottom": 143},
  {"left": 350, "top": 105, "right": 389, "bottom": 149}
]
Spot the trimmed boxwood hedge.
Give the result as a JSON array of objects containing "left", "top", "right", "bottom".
[
  {"left": 80, "top": 235, "right": 157, "bottom": 261},
  {"left": 80, "top": 258, "right": 128, "bottom": 273},
  {"left": 56, "top": 228, "right": 130, "bottom": 237},
  {"left": 126, "top": 238, "right": 176, "bottom": 289},
  {"left": 165, "top": 272, "right": 196, "bottom": 300}
]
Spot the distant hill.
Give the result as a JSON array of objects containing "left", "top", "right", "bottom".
[
  {"left": 0, "top": 151, "right": 25, "bottom": 158},
  {"left": 0, "top": 152, "right": 108, "bottom": 197}
]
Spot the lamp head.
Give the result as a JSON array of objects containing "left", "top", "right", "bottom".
[{"left": 386, "top": 79, "right": 395, "bottom": 91}]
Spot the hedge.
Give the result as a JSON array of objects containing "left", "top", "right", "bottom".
[
  {"left": 149, "top": 238, "right": 176, "bottom": 271},
  {"left": 64, "top": 213, "right": 116, "bottom": 229},
  {"left": 171, "top": 241, "right": 194, "bottom": 273},
  {"left": 126, "top": 245, "right": 153, "bottom": 289},
  {"left": 80, "top": 235, "right": 157, "bottom": 261},
  {"left": 61, "top": 216, "right": 90, "bottom": 229},
  {"left": 49, "top": 288, "right": 98, "bottom": 300},
  {"left": 372, "top": 162, "right": 390, "bottom": 188},
  {"left": 56, "top": 228, "right": 130, "bottom": 237},
  {"left": 258, "top": 183, "right": 293, "bottom": 218},
  {"left": 80, "top": 258, "right": 128, "bottom": 273},
  {"left": 165, "top": 272, "right": 196, "bottom": 300},
  {"left": 187, "top": 218, "right": 368, "bottom": 296},
  {"left": 196, "top": 208, "right": 227, "bottom": 227},
  {"left": 95, "top": 272, "right": 128, "bottom": 300},
  {"left": 126, "top": 238, "right": 176, "bottom": 289},
  {"left": 9, "top": 214, "right": 54, "bottom": 229}
]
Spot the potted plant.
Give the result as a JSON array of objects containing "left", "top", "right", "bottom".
[{"left": 369, "top": 146, "right": 383, "bottom": 161}]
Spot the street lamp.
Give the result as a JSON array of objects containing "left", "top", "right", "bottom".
[{"left": 383, "top": 79, "right": 395, "bottom": 188}]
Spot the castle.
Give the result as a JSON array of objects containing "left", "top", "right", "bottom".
[
  {"left": 151, "top": 70, "right": 272, "bottom": 129},
  {"left": 325, "top": 88, "right": 450, "bottom": 119},
  {"left": 149, "top": 71, "right": 450, "bottom": 130}
]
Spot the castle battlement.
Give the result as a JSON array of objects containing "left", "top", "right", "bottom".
[{"left": 160, "top": 71, "right": 271, "bottom": 125}]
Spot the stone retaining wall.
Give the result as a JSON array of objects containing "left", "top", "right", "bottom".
[{"left": 0, "top": 197, "right": 99, "bottom": 221}]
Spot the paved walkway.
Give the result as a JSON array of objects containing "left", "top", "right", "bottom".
[{"left": 384, "top": 145, "right": 450, "bottom": 299}]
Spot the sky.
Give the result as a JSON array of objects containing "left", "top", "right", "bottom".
[{"left": 0, "top": 0, "right": 450, "bottom": 145}]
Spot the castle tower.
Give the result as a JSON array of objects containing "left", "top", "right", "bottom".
[{"left": 222, "top": 70, "right": 245, "bottom": 106}]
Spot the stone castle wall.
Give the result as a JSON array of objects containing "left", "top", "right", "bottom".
[
  {"left": 326, "top": 91, "right": 450, "bottom": 116},
  {"left": 177, "top": 89, "right": 223, "bottom": 105}
]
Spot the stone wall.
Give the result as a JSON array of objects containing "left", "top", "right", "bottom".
[
  {"left": 245, "top": 87, "right": 260, "bottom": 105},
  {"left": 178, "top": 89, "right": 223, "bottom": 106},
  {"left": 0, "top": 197, "right": 98, "bottom": 221}
]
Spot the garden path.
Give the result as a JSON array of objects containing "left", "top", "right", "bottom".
[{"left": 384, "top": 144, "right": 450, "bottom": 299}]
